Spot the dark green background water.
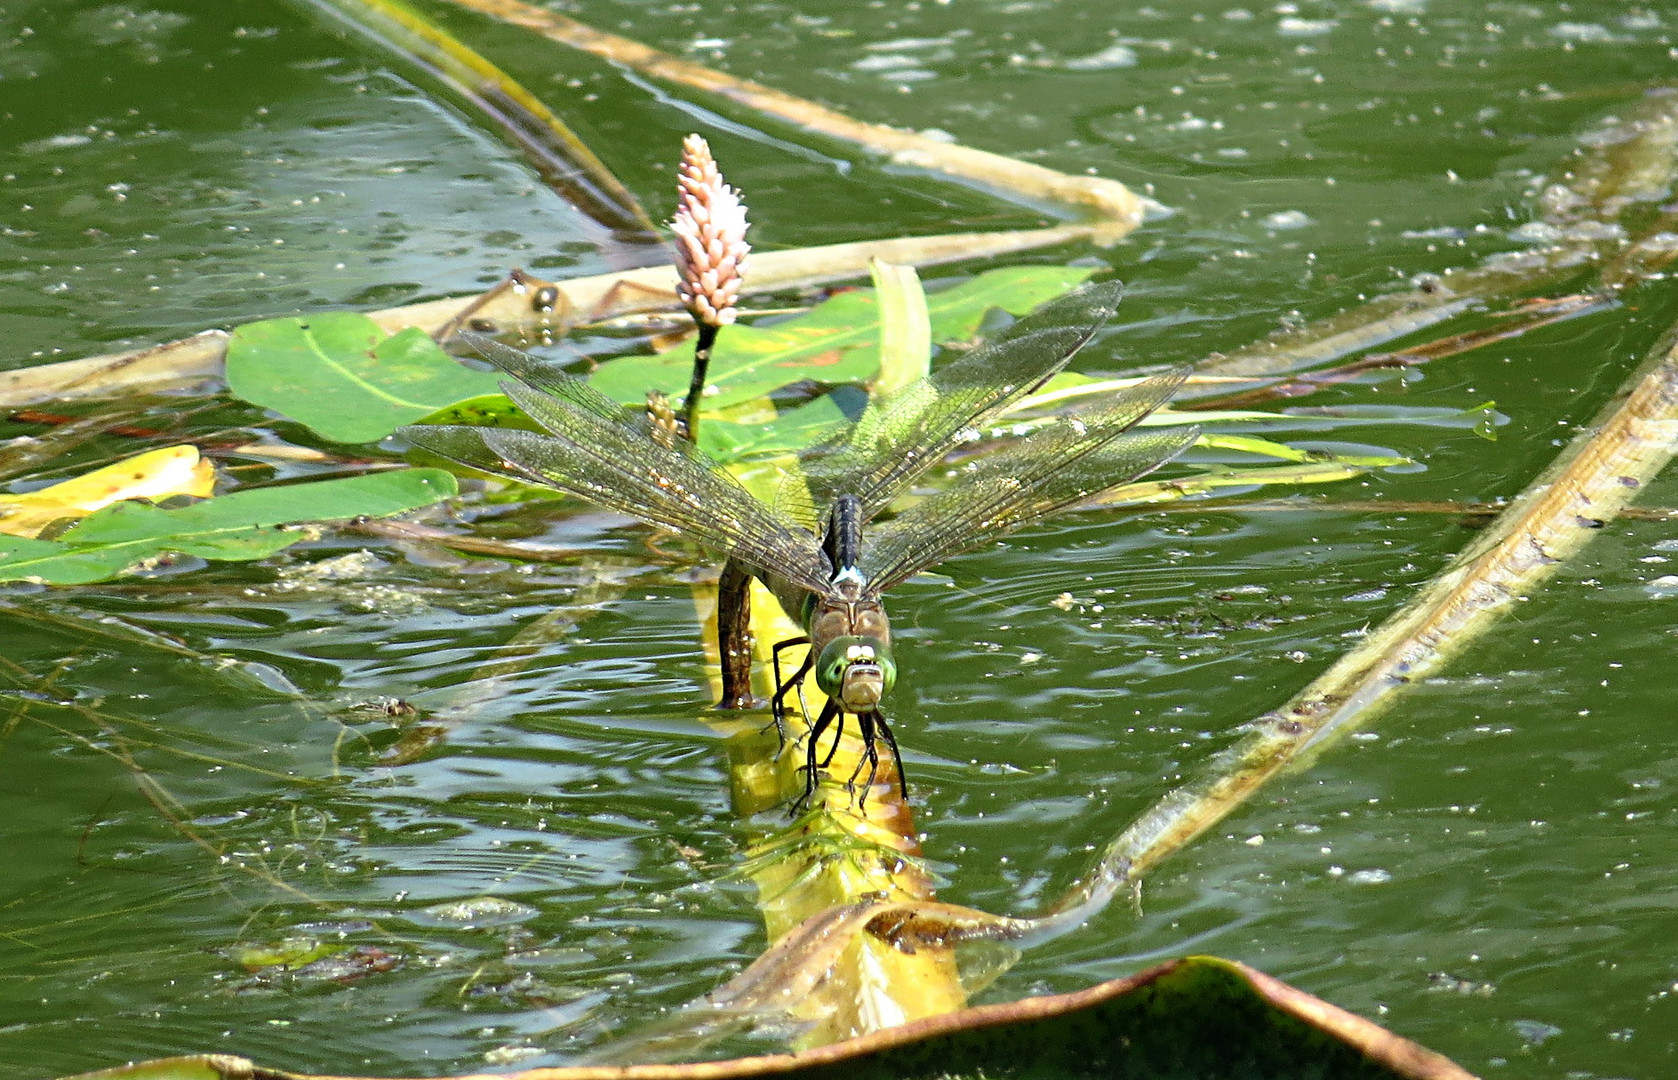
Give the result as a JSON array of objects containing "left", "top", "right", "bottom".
[{"left": 3, "top": 0, "right": 1676, "bottom": 1075}]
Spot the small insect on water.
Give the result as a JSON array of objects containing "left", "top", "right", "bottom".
[{"left": 399, "top": 281, "right": 1197, "bottom": 809}]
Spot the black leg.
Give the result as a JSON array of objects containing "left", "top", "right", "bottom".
[
  {"left": 794, "top": 699, "right": 841, "bottom": 811},
  {"left": 848, "top": 710, "right": 882, "bottom": 805},
  {"left": 769, "top": 636, "right": 813, "bottom": 748},
  {"left": 716, "top": 559, "right": 756, "bottom": 710},
  {"left": 816, "top": 707, "right": 847, "bottom": 769},
  {"left": 873, "top": 712, "right": 910, "bottom": 801}
]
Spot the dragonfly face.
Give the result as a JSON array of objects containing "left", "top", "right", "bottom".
[{"left": 815, "top": 634, "right": 895, "bottom": 711}]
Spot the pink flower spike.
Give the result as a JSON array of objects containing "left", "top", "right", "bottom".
[{"left": 672, "top": 134, "right": 751, "bottom": 329}]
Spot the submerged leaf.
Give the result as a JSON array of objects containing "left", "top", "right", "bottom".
[
  {"left": 225, "top": 313, "right": 503, "bottom": 443},
  {"left": 1090, "top": 460, "right": 1376, "bottom": 507},
  {"left": 225, "top": 936, "right": 343, "bottom": 972},
  {"left": 0, "top": 445, "right": 215, "bottom": 539}
]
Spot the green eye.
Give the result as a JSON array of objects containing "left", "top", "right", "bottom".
[{"left": 813, "top": 640, "right": 851, "bottom": 695}]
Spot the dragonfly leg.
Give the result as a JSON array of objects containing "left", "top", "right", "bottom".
[
  {"left": 846, "top": 709, "right": 882, "bottom": 805},
  {"left": 816, "top": 707, "right": 848, "bottom": 770},
  {"left": 715, "top": 559, "right": 757, "bottom": 710},
  {"left": 794, "top": 698, "right": 842, "bottom": 811},
  {"left": 872, "top": 712, "right": 910, "bottom": 802},
  {"left": 770, "top": 636, "right": 813, "bottom": 749}
]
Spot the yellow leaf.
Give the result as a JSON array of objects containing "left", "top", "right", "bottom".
[{"left": 0, "top": 445, "right": 216, "bottom": 539}]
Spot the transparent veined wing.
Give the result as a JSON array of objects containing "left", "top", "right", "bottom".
[
  {"left": 859, "top": 368, "right": 1197, "bottom": 590},
  {"left": 790, "top": 280, "right": 1128, "bottom": 525},
  {"left": 398, "top": 340, "right": 833, "bottom": 594},
  {"left": 457, "top": 330, "right": 635, "bottom": 427}
]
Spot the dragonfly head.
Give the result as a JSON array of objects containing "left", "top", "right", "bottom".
[{"left": 814, "top": 635, "right": 895, "bottom": 712}]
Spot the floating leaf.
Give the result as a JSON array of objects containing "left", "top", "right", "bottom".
[
  {"left": 412, "top": 391, "right": 537, "bottom": 430},
  {"left": 1197, "top": 433, "right": 1410, "bottom": 468},
  {"left": 700, "top": 391, "right": 858, "bottom": 461},
  {"left": 587, "top": 265, "right": 1095, "bottom": 411},
  {"left": 1092, "top": 460, "right": 1375, "bottom": 507},
  {"left": 0, "top": 445, "right": 215, "bottom": 539},
  {"left": 0, "top": 469, "right": 457, "bottom": 585},
  {"left": 225, "top": 313, "right": 503, "bottom": 443},
  {"left": 57, "top": 1059, "right": 227, "bottom": 1080}
]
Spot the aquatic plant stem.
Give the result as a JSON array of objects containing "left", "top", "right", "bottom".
[
  {"left": 682, "top": 322, "right": 718, "bottom": 444},
  {"left": 714, "top": 556, "right": 755, "bottom": 709},
  {"left": 296, "top": 0, "right": 657, "bottom": 240},
  {"left": 689, "top": 573, "right": 962, "bottom": 1052},
  {"left": 1055, "top": 309, "right": 1678, "bottom": 919}
]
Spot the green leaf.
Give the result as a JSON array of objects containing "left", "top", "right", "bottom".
[
  {"left": 1092, "top": 460, "right": 1376, "bottom": 508},
  {"left": 587, "top": 265, "right": 1096, "bottom": 412},
  {"left": 1198, "top": 433, "right": 1410, "bottom": 467},
  {"left": 0, "top": 469, "right": 457, "bottom": 585},
  {"left": 55, "top": 1058, "right": 229, "bottom": 1080},
  {"left": 226, "top": 936, "right": 343, "bottom": 971},
  {"left": 700, "top": 391, "right": 857, "bottom": 461},
  {"left": 1284, "top": 402, "right": 1506, "bottom": 429},
  {"left": 1468, "top": 400, "right": 1500, "bottom": 442},
  {"left": 226, "top": 313, "right": 504, "bottom": 443},
  {"left": 412, "top": 391, "right": 538, "bottom": 430}
]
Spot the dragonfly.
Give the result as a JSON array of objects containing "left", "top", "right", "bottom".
[{"left": 398, "top": 281, "right": 1199, "bottom": 807}]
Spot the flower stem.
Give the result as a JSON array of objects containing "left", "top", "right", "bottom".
[{"left": 682, "top": 321, "right": 719, "bottom": 443}]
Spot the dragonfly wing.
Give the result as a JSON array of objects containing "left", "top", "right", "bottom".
[
  {"left": 458, "top": 331, "right": 631, "bottom": 425},
  {"left": 802, "top": 280, "right": 1127, "bottom": 519},
  {"left": 859, "top": 368, "right": 1197, "bottom": 590},
  {"left": 398, "top": 386, "right": 832, "bottom": 595}
]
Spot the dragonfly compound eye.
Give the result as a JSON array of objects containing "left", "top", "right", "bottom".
[{"left": 813, "top": 640, "right": 848, "bottom": 695}]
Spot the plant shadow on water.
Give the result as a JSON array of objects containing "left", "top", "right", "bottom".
[{"left": 3, "top": 0, "right": 1678, "bottom": 1077}]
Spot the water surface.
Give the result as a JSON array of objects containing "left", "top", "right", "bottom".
[{"left": 2, "top": 1, "right": 1676, "bottom": 1075}]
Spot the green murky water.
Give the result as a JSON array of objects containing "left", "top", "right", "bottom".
[{"left": 3, "top": 0, "right": 1677, "bottom": 1075}]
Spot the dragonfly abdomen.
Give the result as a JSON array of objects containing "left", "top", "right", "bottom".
[{"left": 822, "top": 494, "right": 865, "bottom": 580}]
